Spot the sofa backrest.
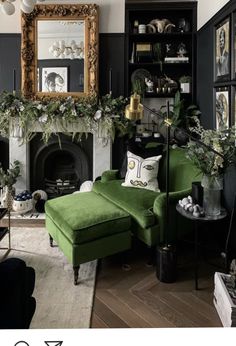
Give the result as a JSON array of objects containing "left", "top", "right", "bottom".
[{"left": 158, "top": 146, "right": 202, "bottom": 192}]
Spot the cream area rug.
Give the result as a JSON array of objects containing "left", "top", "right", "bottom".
[{"left": 3, "top": 227, "right": 97, "bottom": 329}]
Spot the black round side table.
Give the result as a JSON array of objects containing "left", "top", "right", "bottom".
[{"left": 176, "top": 204, "right": 227, "bottom": 290}]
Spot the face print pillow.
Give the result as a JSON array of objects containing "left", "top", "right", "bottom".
[{"left": 121, "top": 151, "right": 162, "bottom": 192}]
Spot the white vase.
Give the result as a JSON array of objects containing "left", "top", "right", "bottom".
[
  {"left": 2, "top": 186, "right": 14, "bottom": 210},
  {"left": 180, "top": 82, "right": 190, "bottom": 93},
  {"left": 201, "top": 175, "right": 223, "bottom": 216}
]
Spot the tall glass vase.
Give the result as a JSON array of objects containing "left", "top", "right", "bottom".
[{"left": 201, "top": 175, "right": 223, "bottom": 216}]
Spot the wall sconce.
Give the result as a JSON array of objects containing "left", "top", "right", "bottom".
[{"left": 0, "top": 0, "right": 45, "bottom": 16}]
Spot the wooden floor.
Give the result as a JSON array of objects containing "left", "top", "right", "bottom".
[
  {"left": 91, "top": 244, "right": 223, "bottom": 328},
  {"left": 5, "top": 219, "right": 223, "bottom": 328}
]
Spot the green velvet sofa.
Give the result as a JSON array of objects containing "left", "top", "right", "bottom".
[
  {"left": 45, "top": 146, "right": 201, "bottom": 284},
  {"left": 93, "top": 147, "right": 201, "bottom": 247}
]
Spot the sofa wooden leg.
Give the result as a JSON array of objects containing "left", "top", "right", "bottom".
[
  {"left": 49, "top": 235, "right": 54, "bottom": 247},
  {"left": 121, "top": 250, "right": 131, "bottom": 271},
  {"left": 73, "top": 265, "right": 80, "bottom": 285}
]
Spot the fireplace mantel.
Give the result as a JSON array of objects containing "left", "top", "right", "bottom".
[{"left": 9, "top": 121, "right": 112, "bottom": 193}]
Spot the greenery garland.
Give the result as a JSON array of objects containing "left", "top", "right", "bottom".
[{"left": 0, "top": 92, "right": 135, "bottom": 143}]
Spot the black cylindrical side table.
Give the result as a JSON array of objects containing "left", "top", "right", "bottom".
[{"left": 176, "top": 204, "right": 227, "bottom": 290}]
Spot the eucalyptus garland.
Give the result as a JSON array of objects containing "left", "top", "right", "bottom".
[{"left": 0, "top": 92, "right": 134, "bottom": 143}]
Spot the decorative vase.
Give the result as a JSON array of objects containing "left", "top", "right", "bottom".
[
  {"left": 180, "top": 82, "right": 190, "bottom": 93},
  {"left": 201, "top": 175, "right": 223, "bottom": 216},
  {"left": 174, "top": 127, "right": 188, "bottom": 146},
  {"left": 2, "top": 185, "right": 14, "bottom": 211}
]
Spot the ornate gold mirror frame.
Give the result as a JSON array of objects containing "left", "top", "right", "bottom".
[{"left": 21, "top": 4, "right": 99, "bottom": 99}]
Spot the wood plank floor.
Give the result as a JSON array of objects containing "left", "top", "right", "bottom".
[
  {"left": 91, "top": 244, "right": 223, "bottom": 328},
  {"left": 5, "top": 219, "right": 224, "bottom": 328}
]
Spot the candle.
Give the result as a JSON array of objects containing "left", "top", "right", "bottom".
[
  {"left": 13, "top": 69, "right": 16, "bottom": 94},
  {"left": 109, "top": 68, "right": 112, "bottom": 95}
]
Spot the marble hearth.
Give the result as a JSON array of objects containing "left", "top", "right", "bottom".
[{"left": 9, "top": 121, "right": 112, "bottom": 193}]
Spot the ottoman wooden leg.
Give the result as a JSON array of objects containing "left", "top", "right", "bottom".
[
  {"left": 49, "top": 235, "right": 54, "bottom": 247},
  {"left": 73, "top": 265, "right": 80, "bottom": 285}
]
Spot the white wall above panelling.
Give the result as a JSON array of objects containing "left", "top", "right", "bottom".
[
  {"left": 0, "top": 0, "right": 232, "bottom": 34},
  {"left": 0, "top": 0, "right": 125, "bottom": 34},
  {"left": 197, "top": 0, "right": 230, "bottom": 29}
]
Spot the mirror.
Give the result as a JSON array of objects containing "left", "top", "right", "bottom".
[
  {"left": 21, "top": 4, "right": 99, "bottom": 99},
  {"left": 37, "top": 20, "right": 85, "bottom": 93}
]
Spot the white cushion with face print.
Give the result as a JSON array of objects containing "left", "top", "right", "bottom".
[{"left": 121, "top": 151, "right": 162, "bottom": 192}]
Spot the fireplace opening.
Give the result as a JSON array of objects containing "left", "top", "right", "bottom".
[{"left": 30, "top": 134, "right": 93, "bottom": 198}]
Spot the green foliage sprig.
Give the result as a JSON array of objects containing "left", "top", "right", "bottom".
[
  {"left": 0, "top": 160, "right": 21, "bottom": 187},
  {"left": 186, "top": 124, "right": 236, "bottom": 177},
  {"left": 160, "top": 91, "right": 201, "bottom": 129},
  {"left": 0, "top": 92, "right": 132, "bottom": 143}
]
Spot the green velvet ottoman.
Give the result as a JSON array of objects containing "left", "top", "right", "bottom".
[{"left": 45, "top": 191, "right": 131, "bottom": 285}]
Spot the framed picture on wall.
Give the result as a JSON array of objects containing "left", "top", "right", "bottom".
[
  {"left": 215, "top": 87, "right": 230, "bottom": 129},
  {"left": 215, "top": 17, "right": 230, "bottom": 81},
  {"left": 42, "top": 67, "right": 68, "bottom": 92},
  {"left": 233, "top": 12, "right": 236, "bottom": 79},
  {"left": 231, "top": 86, "right": 236, "bottom": 126}
]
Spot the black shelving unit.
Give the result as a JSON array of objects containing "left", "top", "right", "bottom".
[{"left": 125, "top": 0, "right": 197, "bottom": 102}]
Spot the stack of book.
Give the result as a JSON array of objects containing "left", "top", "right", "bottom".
[
  {"left": 214, "top": 272, "right": 236, "bottom": 327},
  {"left": 164, "top": 56, "right": 189, "bottom": 63}
]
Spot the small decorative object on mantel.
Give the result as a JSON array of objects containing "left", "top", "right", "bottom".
[
  {"left": 32, "top": 190, "right": 48, "bottom": 202},
  {"left": 12, "top": 190, "right": 33, "bottom": 214},
  {"left": 32, "top": 190, "right": 48, "bottom": 213}
]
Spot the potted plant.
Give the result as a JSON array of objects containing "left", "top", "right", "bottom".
[
  {"left": 159, "top": 91, "right": 201, "bottom": 145},
  {"left": 131, "top": 79, "right": 146, "bottom": 98},
  {"left": 179, "top": 75, "right": 191, "bottom": 93},
  {"left": 186, "top": 124, "right": 236, "bottom": 216}
]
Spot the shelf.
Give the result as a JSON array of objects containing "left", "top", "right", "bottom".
[
  {"left": 129, "top": 62, "right": 190, "bottom": 67},
  {"left": 125, "top": 1, "right": 196, "bottom": 100},
  {"left": 0, "top": 227, "right": 9, "bottom": 241},
  {"left": 144, "top": 93, "right": 177, "bottom": 98},
  {"left": 129, "top": 32, "right": 193, "bottom": 38}
]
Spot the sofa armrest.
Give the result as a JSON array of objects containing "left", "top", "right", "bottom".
[
  {"left": 153, "top": 188, "right": 192, "bottom": 243},
  {"left": 101, "top": 169, "right": 120, "bottom": 183}
]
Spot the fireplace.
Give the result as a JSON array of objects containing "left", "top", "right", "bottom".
[
  {"left": 30, "top": 134, "right": 92, "bottom": 198},
  {"left": 9, "top": 122, "right": 112, "bottom": 194}
]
